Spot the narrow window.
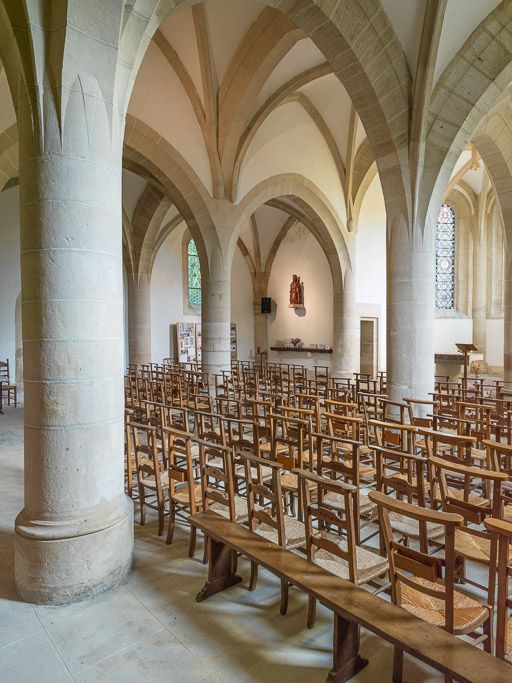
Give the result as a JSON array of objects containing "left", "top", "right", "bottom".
[
  {"left": 435, "top": 204, "right": 455, "bottom": 310},
  {"left": 187, "top": 239, "right": 201, "bottom": 306}
]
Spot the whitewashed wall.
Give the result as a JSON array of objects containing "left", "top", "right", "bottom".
[
  {"left": 150, "top": 224, "right": 200, "bottom": 362},
  {"left": 267, "top": 223, "right": 333, "bottom": 369},
  {"left": 0, "top": 186, "right": 20, "bottom": 380},
  {"left": 356, "top": 174, "right": 387, "bottom": 370}
]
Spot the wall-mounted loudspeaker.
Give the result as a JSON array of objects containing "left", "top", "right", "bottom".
[{"left": 261, "top": 297, "right": 272, "bottom": 314}]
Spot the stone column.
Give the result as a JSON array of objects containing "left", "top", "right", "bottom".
[
  {"left": 387, "top": 221, "right": 434, "bottom": 402},
  {"left": 472, "top": 195, "right": 487, "bottom": 356},
  {"left": 127, "top": 275, "right": 151, "bottom": 365},
  {"left": 7, "top": 3, "right": 133, "bottom": 604},
  {"left": 253, "top": 274, "right": 268, "bottom": 358},
  {"left": 504, "top": 254, "right": 512, "bottom": 384},
  {"left": 15, "top": 293, "right": 23, "bottom": 404},
  {"left": 332, "top": 266, "right": 359, "bottom": 377},
  {"left": 202, "top": 254, "right": 231, "bottom": 376}
]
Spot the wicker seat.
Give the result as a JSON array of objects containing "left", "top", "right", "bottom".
[
  {"left": 454, "top": 528, "right": 512, "bottom": 564},
  {"left": 255, "top": 514, "right": 305, "bottom": 549},
  {"left": 313, "top": 537, "right": 388, "bottom": 585},
  {"left": 389, "top": 512, "right": 444, "bottom": 541},
  {"left": 211, "top": 494, "right": 248, "bottom": 523},
  {"left": 400, "top": 577, "right": 488, "bottom": 633}
]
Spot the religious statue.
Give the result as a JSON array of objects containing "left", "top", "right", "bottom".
[{"left": 289, "top": 274, "right": 303, "bottom": 307}]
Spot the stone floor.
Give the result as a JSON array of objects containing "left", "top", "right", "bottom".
[{"left": 0, "top": 407, "right": 453, "bottom": 682}]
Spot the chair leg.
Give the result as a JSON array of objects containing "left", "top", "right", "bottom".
[
  {"left": 279, "top": 579, "right": 289, "bottom": 615},
  {"left": 392, "top": 646, "right": 403, "bottom": 683},
  {"left": 249, "top": 561, "right": 258, "bottom": 591},
  {"left": 166, "top": 504, "right": 176, "bottom": 544},
  {"left": 188, "top": 525, "right": 197, "bottom": 557},
  {"left": 307, "top": 595, "right": 316, "bottom": 629},
  {"left": 157, "top": 502, "right": 165, "bottom": 536},
  {"left": 139, "top": 488, "right": 146, "bottom": 525}
]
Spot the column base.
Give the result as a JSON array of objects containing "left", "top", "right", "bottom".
[{"left": 14, "top": 495, "right": 133, "bottom": 605}]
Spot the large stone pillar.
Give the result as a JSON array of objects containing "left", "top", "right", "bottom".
[
  {"left": 332, "top": 266, "right": 359, "bottom": 377},
  {"left": 202, "top": 254, "right": 231, "bottom": 376},
  {"left": 6, "top": 2, "right": 133, "bottom": 604},
  {"left": 253, "top": 275, "right": 268, "bottom": 358},
  {"left": 15, "top": 293, "right": 23, "bottom": 404},
  {"left": 127, "top": 275, "right": 151, "bottom": 365},
  {"left": 472, "top": 195, "right": 487, "bottom": 356},
  {"left": 504, "top": 254, "right": 512, "bottom": 384},
  {"left": 387, "top": 221, "right": 434, "bottom": 402}
]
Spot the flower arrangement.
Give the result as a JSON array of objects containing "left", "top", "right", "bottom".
[{"left": 290, "top": 337, "right": 302, "bottom": 348}]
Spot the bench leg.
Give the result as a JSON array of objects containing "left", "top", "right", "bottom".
[
  {"left": 196, "top": 536, "right": 242, "bottom": 602},
  {"left": 327, "top": 614, "right": 368, "bottom": 683}
]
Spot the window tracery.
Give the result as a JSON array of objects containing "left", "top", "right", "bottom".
[{"left": 435, "top": 204, "right": 455, "bottom": 310}]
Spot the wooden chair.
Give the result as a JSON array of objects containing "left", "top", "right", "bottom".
[
  {"left": 484, "top": 518, "right": 512, "bottom": 663},
  {"left": 430, "top": 455, "right": 510, "bottom": 589},
  {"left": 130, "top": 422, "right": 169, "bottom": 536},
  {"left": 197, "top": 438, "right": 247, "bottom": 523},
  {"left": 374, "top": 445, "right": 442, "bottom": 553},
  {"left": 239, "top": 452, "right": 306, "bottom": 614},
  {"left": 314, "top": 430, "right": 376, "bottom": 541},
  {"left": 268, "top": 413, "right": 311, "bottom": 518},
  {"left": 0, "top": 359, "right": 17, "bottom": 407},
  {"left": 163, "top": 427, "right": 202, "bottom": 555},
  {"left": 297, "top": 468, "right": 388, "bottom": 628},
  {"left": 369, "top": 490, "right": 494, "bottom": 682}
]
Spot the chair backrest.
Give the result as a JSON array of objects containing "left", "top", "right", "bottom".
[
  {"left": 370, "top": 419, "right": 416, "bottom": 453},
  {"left": 368, "top": 490, "right": 464, "bottom": 633},
  {"left": 196, "top": 437, "right": 237, "bottom": 520},
  {"left": 196, "top": 411, "right": 226, "bottom": 445},
  {"left": 374, "top": 445, "right": 430, "bottom": 551},
  {"left": 0, "top": 359, "right": 10, "bottom": 382},
  {"left": 419, "top": 428, "right": 476, "bottom": 465},
  {"left": 162, "top": 426, "right": 198, "bottom": 510},
  {"left": 484, "top": 518, "right": 512, "bottom": 661},
  {"left": 296, "top": 468, "right": 358, "bottom": 583},
  {"left": 268, "top": 413, "right": 309, "bottom": 471},
  {"left": 238, "top": 452, "right": 286, "bottom": 546},
  {"left": 130, "top": 421, "right": 165, "bottom": 496},
  {"left": 430, "top": 455, "right": 506, "bottom": 520}
]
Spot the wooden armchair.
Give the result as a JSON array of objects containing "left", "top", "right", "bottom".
[
  {"left": 297, "top": 468, "right": 388, "bottom": 629},
  {"left": 430, "top": 455, "right": 509, "bottom": 589},
  {"left": 130, "top": 421, "right": 169, "bottom": 536},
  {"left": 369, "top": 490, "right": 494, "bottom": 682},
  {"left": 239, "top": 451, "right": 306, "bottom": 614},
  {"left": 163, "top": 427, "right": 202, "bottom": 555},
  {"left": 484, "top": 517, "right": 512, "bottom": 663},
  {"left": 374, "top": 445, "right": 441, "bottom": 553}
]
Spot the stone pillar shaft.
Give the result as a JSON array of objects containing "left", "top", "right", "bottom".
[
  {"left": 15, "top": 122, "right": 132, "bottom": 604},
  {"left": 202, "top": 261, "right": 231, "bottom": 376},
  {"left": 387, "top": 225, "right": 434, "bottom": 402},
  {"left": 504, "top": 255, "right": 512, "bottom": 383},
  {"left": 127, "top": 274, "right": 151, "bottom": 365},
  {"left": 332, "top": 266, "right": 359, "bottom": 377}
]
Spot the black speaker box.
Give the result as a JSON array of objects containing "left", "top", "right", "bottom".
[{"left": 261, "top": 297, "right": 272, "bottom": 314}]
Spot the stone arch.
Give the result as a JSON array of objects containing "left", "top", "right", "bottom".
[
  {"left": 120, "top": 0, "right": 411, "bottom": 221},
  {"left": 421, "top": 2, "right": 512, "bottom": 225},
  {"left": 123, "top": 115, "right": 220, "bottom": 279}
]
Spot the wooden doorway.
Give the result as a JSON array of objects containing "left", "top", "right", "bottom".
[{"left": 360, "top": 318, "right": 378, "bottom": 376}]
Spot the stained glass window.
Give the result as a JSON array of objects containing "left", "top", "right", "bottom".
[
  {"left": 435, "top": 203, "right": 455, "bottom": 310},
  {"left": 187, "top": 239, "right": 201, "bottom": 306}
]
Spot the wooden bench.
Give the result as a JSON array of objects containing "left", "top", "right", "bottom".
[{"left": 190, "top": 510, "right": 512, "bottom": 683}]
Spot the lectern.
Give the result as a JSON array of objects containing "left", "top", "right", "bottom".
[{"left": 456, "top": 343, "right": 478, "bottom": 388}]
